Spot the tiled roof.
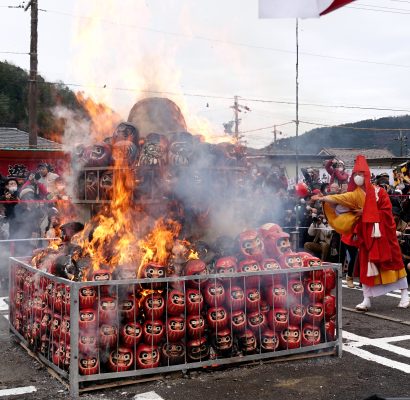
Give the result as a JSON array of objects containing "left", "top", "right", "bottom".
[
  {"left": 318, "top": 148, "right": 395, "bottom": 167},
  {"left": 0, "top": 128, "right": 62, "bottom": 150}
]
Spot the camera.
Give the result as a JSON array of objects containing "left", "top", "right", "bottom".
[{"left": 312, "top": 215, "right": 322, "bottom": 224}]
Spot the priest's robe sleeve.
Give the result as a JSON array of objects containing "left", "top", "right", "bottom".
[{"left": 323, "top": 188, "right": 365, "bottom": 235}]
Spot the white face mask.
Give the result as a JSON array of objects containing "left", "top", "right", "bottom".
[
  {"left": 337, "top": 167, "right": 344, "bottom": 171},
  {"left": 354, "top": 175, "right": 365, "bottom": 187}
]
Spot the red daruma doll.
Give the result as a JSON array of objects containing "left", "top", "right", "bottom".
[
  {"left": 268, "top": 308, "right": 289, "bottom": 332},
  {"left": 185, "top": 259, "right": 208, "bottom": 288},
  {"left": 98, "top": 297, "right": 118, "bottom": 324},
  {"left": 91, "top": 269, "right": 112, "bottom": 296},
  {"left": 119, "top": 295, "right": 139, "bottom": 322},
  {"left": 166, "top": 316, "right": 185, "bottom": 343},
  {"left": 120, "top": 322, "right": 142, "bottom": 347},
  {"left": 79, "top": 331, "right": 98, "bottom": 354},
  {"left": 186, "top": 314, "right": 206, "bottom": 338},
  {"left": 139, "top": 263, "right": 166, "bottom": 290},
  {"left": 237, "top": 259, "right": 261, "bottom": 288},
  {"left": 79, "top": 354, "right": 99, "bottom": 376},
  {"left": 260, "top": 329, "right": 280, "bottom": 352},
  {"left": 79, "top": 286, "right": 97, "bottom": 309},
  {"left": 245, "top": 287, "right": 261, "bottom": 312},
  {"left": 225, "top": 286, "right": 245, "bottom": 311},
  {"left": 136, "top": 343, "right": 160, "bottom": 369},
  {"left": 215, "top": 256, "right": 237, "bottom": 283},
  {"left": 279, "top": 326, "right": 301, "bottom": 350},
  {"left": 260, "top": 258, "right": 283, "bottom": 285},
  {"left": 237, "top": 230, "right": 265, "bottom": 261},
  {"left": 185, "top": 289, "right": 204, "bottom": 314},
  {"left": 142, "top": 292, "right": 165, "bottom": 321},
  {"left": 230, "top": 309, "right": 246, "bottom": 333},
  {"left": 142, "top": 320, "right": 164, "bottom": 345},
  {"left": 203, "top": 281, "right": 225, "bottom": 307},
  {"left": 206, "top": 306, "right": 228, "bottom": 331},
  {"left": 166, "top": 289, "right": 185, "bottom": 316},
  {"left": 107, "top": 347, "right": 134, "bottom": 372},
  {"left": 301, "top": 323, "right": 321, "bottom": 347}
]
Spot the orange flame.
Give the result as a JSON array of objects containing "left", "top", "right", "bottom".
[
  {"left": 68, "top": 139, "right": 183, "bottom": 280},
  {"left": 188, "top": 249, "right": 199, "bottom": 260},
  {"left": 75, "top": 91, "right": 122, "bottom": 141},
  {"left": 137, "top": 218, "right": 181, "bottom": 277}
]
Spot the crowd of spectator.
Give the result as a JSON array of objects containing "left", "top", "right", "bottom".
[
  {"left": 0, "top": 158, "right": 410, "bottom": 288},
  {"left": 291, "top": 170, "right": 410, "bottom": 287},
  {"left": 0, "top": 163, "right": 72, "bottom": 283}
]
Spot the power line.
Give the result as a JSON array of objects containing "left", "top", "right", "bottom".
[
  {"left": 348, "top": 5, "right": 410, "bottom": 13},
  {"left": 32, "top": 7, "right": 410, "bottom": 70},
  {"left": 3, "top": 3, "right": 410, "bottom": 69},
  {"left": 37, "top": 79, "right": 410, "bottom": 114},
  {"left": 0, "top": 51, "right": 28, "bottom": 54},
  {"left": 240, "top": 121, "right": 294, "bottom": 134},
  {"left": 4, "top": 5, "right": 410, "bottom": 71},
  {"left": 357, "top": 2, "right": 410, "bottom": 11},
  {"left": 299, "top": 120, "right": 410, "bottom": 131},
  {"left": 238, "top": 96, "right": 410, "bottom": 113}
]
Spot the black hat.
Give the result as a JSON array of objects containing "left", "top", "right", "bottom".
[
  {"left": 376, "top": 173, "right": 390, "bottom": 185},
  {"left": 376, "top": 172, "right": 389, "bottom": 179},
  {"left": 5, "top": 177, "right": 18, "bottom": 184}
]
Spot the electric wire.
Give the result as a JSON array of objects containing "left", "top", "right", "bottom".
[
  {"left": 26, "top": 7, "right": 410, "bottom": 71},
  {"left": 35, "top": 79, "right": 410, "bottom": 114},
  {"left": 0, "top": 51, "right": 28, "bottom": 54},
  {"left": 299, "top": 120, "right": 410, "bottom": 131}
]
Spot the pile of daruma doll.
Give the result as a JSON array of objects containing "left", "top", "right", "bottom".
[{"left": 10, "top": 223, "right": 337, "bottom": 375}]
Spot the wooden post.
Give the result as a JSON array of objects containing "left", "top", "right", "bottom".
[{"left": 27, "top": 0, "right": 38, "bottom": 148}]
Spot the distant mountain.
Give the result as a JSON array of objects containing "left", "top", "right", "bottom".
[{"left": 261, "top": 115, "right": 410, "bottom": 156}]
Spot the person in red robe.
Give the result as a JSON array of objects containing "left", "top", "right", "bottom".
[{"left": 312, "top": 155, "right": 409, "bottom": 311}]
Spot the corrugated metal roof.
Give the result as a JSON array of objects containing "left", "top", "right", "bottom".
[
  {"left": 318, "top": 147, "right": 395, "bottom": 167},
  {"left": 0, "top": 127, "right": 62, "bottom": 150}
]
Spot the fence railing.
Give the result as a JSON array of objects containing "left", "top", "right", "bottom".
[{"left": 8, "top": 256, "right": 342, "bottom": 398}]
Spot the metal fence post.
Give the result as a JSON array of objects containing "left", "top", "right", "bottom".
[
  {"left": 69, "top": 282, "right": 80, "bottom": 399},
  {"left": 336, "top": 263, "right": 343, "bottom": 358},
  {"left": 8, "top": 251, "right": 12, "bottom": 328},
  {"left": 290, "top": 231, "right": 299, "bottom": 252}
]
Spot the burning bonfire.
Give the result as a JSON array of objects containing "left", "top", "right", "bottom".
[{"left": 11, "top": 98, "right": 338, "bottom": 375}]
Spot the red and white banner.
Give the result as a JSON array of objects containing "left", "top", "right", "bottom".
[{"left": 259, "top": 0, "right": 354, "bottom": 19}]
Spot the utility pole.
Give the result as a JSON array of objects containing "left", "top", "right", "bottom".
[
  {"left": 230, "top": 96, "right": 250, "bottom": 145},
  {"left": 25, "top": 0, "right": 38, "bottom": 147},
  {"left": 295, "top": 19, "right": 299, "bottom": 185},
  {"left": 273, "top": 125, "right": 277, "bottom": 144},
  {"left": 394, "top": 130, "right": 408, "bottom": 157},
  {"left": 234, "top": 95, "right": 240, "bottom": 143}
]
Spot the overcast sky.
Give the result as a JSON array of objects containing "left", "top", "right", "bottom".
[{"left": 1, "top": 0, "right": 410, "bottom": 148}]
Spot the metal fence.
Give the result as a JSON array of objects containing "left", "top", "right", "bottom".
[
  {"left": 74, "top": 165, "right": 250, "bottom": 204},
  {"left": 9, "top": 256, "right": 342, "bottom": 398}
]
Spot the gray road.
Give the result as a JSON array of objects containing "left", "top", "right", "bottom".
[{"left": 1, "top": 283, "right": 410, "bottom": 400}]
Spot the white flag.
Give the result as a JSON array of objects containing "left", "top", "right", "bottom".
[{"left": 259, "top": 0, "right": 353, "bottom": 19}]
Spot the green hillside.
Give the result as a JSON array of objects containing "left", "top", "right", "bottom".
[
  {"left": 0, "top": 61, "right": 88, "bottom": 142},
  {"left": 265, "top": 116, "right": 410, "bottom": 156}
]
